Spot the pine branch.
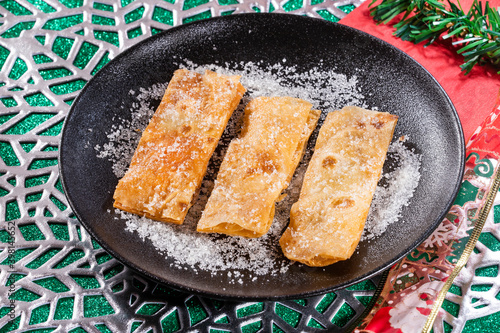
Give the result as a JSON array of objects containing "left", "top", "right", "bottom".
[{"left": 369, "top": 0, "right": 500, "bottom": 74}]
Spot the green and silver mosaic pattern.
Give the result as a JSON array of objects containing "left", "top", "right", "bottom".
[{"left": 0, "top": 0, "right": 380, "bottom": 332}]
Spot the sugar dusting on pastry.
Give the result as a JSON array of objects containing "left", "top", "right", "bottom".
[
  {"left": 196, "top": 97, "right": 318, "bottom": 238},
  {"left": 279, "top": 107, "right": 399, "bottom": 266},
  {"left": 112, "top": 69, "right": 246, "bottom": 225},
  {"left": 95, "top": 61, "right": 421, "bottom": 280}
]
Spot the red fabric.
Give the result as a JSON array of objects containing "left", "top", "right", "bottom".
[
  {"left": 467, "top": 93, "right": 500, "bottom": 159},
  {"left": 364, "top": 307, "right": 402, "bottom": 333},
  {"left": 339, "top": 0, "right": 500, "bottom": 142}
]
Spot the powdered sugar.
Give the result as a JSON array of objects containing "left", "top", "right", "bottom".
[{"left": 95, "top": 61, "right": 421, "bottom": 279}]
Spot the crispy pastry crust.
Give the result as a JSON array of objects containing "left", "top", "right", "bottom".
[
  {"left": 279, "top": 106, "right": 398, "bottom": 266},
  {"left": 113, "top": 69, "right": 246, "bottom": 224},
  {"left": 196, "top": 96, "right": 320, "bottom": 238}
]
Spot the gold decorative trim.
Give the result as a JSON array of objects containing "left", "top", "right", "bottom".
[{"left": 421, "top": 161, "right": 500, "bottom": 333}]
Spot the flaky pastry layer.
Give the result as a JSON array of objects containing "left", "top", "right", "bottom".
[
  {"left": 113, "top": 69, "right": 246, "bottom": 224},
  {"left": 197, "top": 96, "right": 320, "bottom": 238},
  {"left": 279, "top": 106, "right": 398, "bottom": 266}
]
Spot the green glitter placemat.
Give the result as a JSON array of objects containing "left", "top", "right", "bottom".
[{"left": 0, "top": 1, "right": 386, "bottom": 332}]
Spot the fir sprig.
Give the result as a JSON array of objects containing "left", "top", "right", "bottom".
[{"left": 369, "top": 0, "right": 500, "bottom": 74}]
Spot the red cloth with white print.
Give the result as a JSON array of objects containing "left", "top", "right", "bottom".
[{"left": 340, "top": 2, "right": 500, "bottom": 332}]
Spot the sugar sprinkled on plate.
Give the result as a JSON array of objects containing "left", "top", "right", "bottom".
[
  {"left": 95, "top": 61, "right": 421, "bottom": 280},
  {"left": 363, "top": 137, "right": 421, "bottom": 240}
]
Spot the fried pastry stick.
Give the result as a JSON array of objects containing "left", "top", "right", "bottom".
[
  {"left": 113, "top": 69, "right": 246, "bottom": 224},
  {"left": 280, "top": 106, "right": 398, "bottom": 266},
  {"left": 197, "top": 96, "right": 321, "bottom": 238}
]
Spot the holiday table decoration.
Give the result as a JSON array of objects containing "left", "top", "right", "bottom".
[
  {"left": 0, "top": 1, "right": 382, "bottom": 332},
  {"left": 342, "top": 0, "right": 500, "bottom": 331},
  {"left": 370, "top": 0, "right": 500, "bottom": 74}
]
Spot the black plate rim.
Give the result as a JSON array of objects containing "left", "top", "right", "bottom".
[{"left": 59, "top": 12, "right": 465, "bottom": 301}]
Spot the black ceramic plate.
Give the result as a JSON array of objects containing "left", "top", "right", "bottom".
[{"left": 60, "top": 13, "right": 464, "bottom": 300}]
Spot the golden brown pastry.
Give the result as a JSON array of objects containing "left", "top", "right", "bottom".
[
  {"left": 279, "top": 106, "right": 398, "bottom": 266},
  {"left": 113, "top": 69, "right": 246, "bottom": 224},
  {"left": 197, "top": 96, "right": 321, "bottom": 238}
]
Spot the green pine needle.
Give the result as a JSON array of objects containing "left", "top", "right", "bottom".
[{"left": 369, "top": 0, "right": 500, "bottom": 74}]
